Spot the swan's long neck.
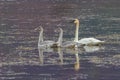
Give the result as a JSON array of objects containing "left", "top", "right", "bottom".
[
  {"left": 57, "top": 29, "right": 63, "bottom": 46},
  {"left": 38, "top": 28, "right": 43, "bottom": 45},
  {"left": 74, "top": 22, "right": 79, "bottom": 42}
]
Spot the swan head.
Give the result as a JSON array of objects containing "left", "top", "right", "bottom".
[
  {"left": 34, "top": 26, "right": 43, "bottom": 31},
  {"left": 73, "top": 19, "right": 79, "bottom": 24},
  {"left": 54, "top": 27, "right": 63, "bottom": 33}
]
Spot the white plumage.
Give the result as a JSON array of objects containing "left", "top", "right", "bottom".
[
  {"left": 78, "top": 37, "right": 104, "bottom": 46},
  {"left": 73, "top": 19, "right": 104, "bottom": 46}
]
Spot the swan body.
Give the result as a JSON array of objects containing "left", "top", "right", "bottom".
[
  {"left": 38, "top": 41, "right": 55, "bottom": 48},
  {"left": 78, "top": 37, "right": 104, "bottom": 46},
  {"left": 73, "top": 19, "right": 104, "bottom": 46},
  {"left": 62, "top": 41, "right": 77, "bottom": 48}
]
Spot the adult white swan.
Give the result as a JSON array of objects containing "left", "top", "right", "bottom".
[{"left": 73, "top": 19, "right": 104, "bottom": 46}]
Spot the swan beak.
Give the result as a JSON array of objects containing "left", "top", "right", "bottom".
[
  {"left": 34, "top": 27, "right": 39, "bottom": 31},
  {"left": 54, "top": 29, "right": 57, "bottom": 33},
  {"left": 69, "top": 20, "right": 75, "bottom": 23},
  {"left": 34, "top": 26, "right": 43, "bottom": 31},
  {"left": 54, "top": 27, "right": 61, "bottom": 32}
]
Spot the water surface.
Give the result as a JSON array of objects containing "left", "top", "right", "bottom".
[{"left": 0, "top": 0, "right": 120, "bottom": 80}]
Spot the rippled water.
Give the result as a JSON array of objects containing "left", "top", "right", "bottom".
[{"left": 0, "top": 0, "right": 120, "bottom": 80}]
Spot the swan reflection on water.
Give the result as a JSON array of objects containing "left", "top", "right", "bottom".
[
  {"left": 38, "top": 47, "right": 64, "bottom": 65},
  {"left": 38, "top": 45, "right": 104, "bottom": 70},
  {"left": 38, "top": 47, "right": 80, "bottom": 71},
  {"left": 64, "top": 45, "right": 104, "bottom": 53},
  {"left": 38, "top": 49, "right": 44, "bottom": 65},
  {"left": 83, "top": 46, "right": 104, "bottom": 52},
  {"left": 0, "top": 45, "right": 103, "bottom": 67},
  {"left": 74, "top": 50, "right": 80, "bottom": 71}
]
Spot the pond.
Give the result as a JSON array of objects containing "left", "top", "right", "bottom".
[{"left": 0, "top": 0, "right": 120, "bottom": 80}]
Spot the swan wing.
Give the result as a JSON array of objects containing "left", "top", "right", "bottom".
[
  {"left": 78, "top": 38, "right": 104, "bottom": 45},
  {"left": 38, "top": 40, "right": 55, "bottom": 48},
  {"left": 62, "top": 41, "right": 77, "bottom": 47},
  {"left": 83, "top": 46, "right": 100, "bottom": 52}
]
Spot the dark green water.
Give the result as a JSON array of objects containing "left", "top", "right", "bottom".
[{"left": 0, "top": 0, "right": 120, "bottom": 80}]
